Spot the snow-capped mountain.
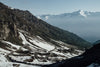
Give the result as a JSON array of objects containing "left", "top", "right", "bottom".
[
  {"left": 38, "top": 10, "right": 100, "bottom": 42},
  {"left": 79, "top": 10, "right": 87, "bottom": 17},
  {"left": 38, "top": 10, "right": 89, "bottom": 20},
  {"left": 0, "top": 2, "right": 90, "bottom": 67}
]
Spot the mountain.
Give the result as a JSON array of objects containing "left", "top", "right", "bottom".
[
  {"left": 0, "top": 2, "right": 91, "bottom": 67},
  {"left": 0, "top": 3, "right": 91, "bottom": 48},
  {"left": 43, "top": 41, "right": 100, "bottom": 67},
  {"left": 38, "top": 10, "right": 100, "bottom": 43}
]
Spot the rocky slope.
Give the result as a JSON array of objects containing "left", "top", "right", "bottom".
[
  {"left": 0, "top": 29, "right": 84, "bottom": 67},
  {"left": 0, "top": 2, "right": 91, "bottom": 67},
  {"left": 43, "top": 41, "right": 100, "bottom": 67}
]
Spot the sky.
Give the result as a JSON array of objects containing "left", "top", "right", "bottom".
[{"left": 0, "top": 0, "right": 100, "bottom": 15}]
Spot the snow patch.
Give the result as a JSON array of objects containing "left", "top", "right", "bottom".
[
  {"left": 2, "top": 41, "right": 20, "bottom": 50},
  {"left": 19, "top": 32, "right": 28, "bottom": 45},
  {"left": 19, "top": 32, "right": 42, "bottom": 51},
  {"left": 0, "top": 48, "right": 10, "bottom": 53},
  {"left": 37, "top": 16, "right": 41, "bottom": 19},
  {"left": 45, "top": 16, "right": 49, "bottom": 20},
  {"left": 9, "top": 55, "right": 31, "bottom": 62},
  {"left": 32, "top": 59, "right": 52, "bottom": 65},
  {"left": 79, "top": 10, "right": 87, "bottom": 17},
  {"left": 29, "top": 39, "right": 55, "bottom": 51}
]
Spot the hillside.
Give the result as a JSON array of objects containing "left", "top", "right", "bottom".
[
  {"left": 43, "top": 41, "right": 100, "bottom": 67},
  {"left": 0, "top": 2, "right": 91, "bottom": 67},
  {"left": 0, "top": 2, "right": 91, "bottom": 48}
]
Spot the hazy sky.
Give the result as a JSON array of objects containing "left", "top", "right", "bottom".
[{"left": 0, "top": 0, "right": 100, "bottom": 15}]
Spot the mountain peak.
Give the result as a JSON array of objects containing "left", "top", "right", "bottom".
[
  {"left": 73, "top": 10, "right": 87, "bottom": 17},
  {"left": 79, "top": 10, "right": 87, "bottom": 17}
]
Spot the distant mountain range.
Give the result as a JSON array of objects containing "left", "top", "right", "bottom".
[{"left": 38, "top": 10, "right": 100, "bottom": 42}]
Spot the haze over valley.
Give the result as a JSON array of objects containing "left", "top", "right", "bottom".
[{"left": 38, "top": 10, "right": 100, "bottom": 43}]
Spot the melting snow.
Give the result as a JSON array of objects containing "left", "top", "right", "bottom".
[
  {"left": 19, "top": 32, "right": 29, "bottom": 45},
  {"left": 2, "top": 41, "right": 20, "bottom": 50},
  {"left": 32, "top": 59, "right": 52, "bottom": 65},
  {"left": 9, "top": 55, "right": 31, "bottom": 62},
  {"left": 0, "top": 48, "right": 10, "bottom": 53},
  {"left": 0, "top": 31, "right": 83, "bottom": 67},
  {"left": 29, "top": 39, "right": 55, "bottom": 51},
  {"left": 19, "top": 32, "right": 45, "bottom": 50},
  {"left": 0, "top": 62, "right": 39, "bottom": 67}
]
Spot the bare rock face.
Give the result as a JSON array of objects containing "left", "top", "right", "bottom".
[
  {"left": 2, "top": 24, "right": 10, "bottom": 39},
  {"left": 0, "top": 22, "right": 9, "bottom": 39},
  {"left": 0, "top": 21, "right": 18, "bottom": 40}
]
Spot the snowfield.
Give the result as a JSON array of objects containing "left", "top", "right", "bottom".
[
  {"left": 19, "top": 32, "right": 55, "bottom": 51},
  {"left": 29, "top": 39, "right": 55, "bottom": 51},
  {"left": 0, "top": 30, "right": 83, "bottom": 67}
]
